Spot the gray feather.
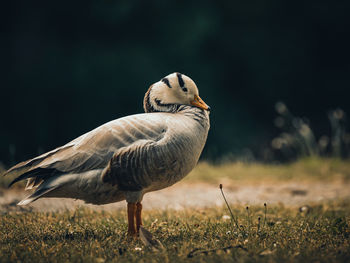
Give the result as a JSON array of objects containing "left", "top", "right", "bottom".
[{"left": 6, "top": 106, "right": 210, "bottom": 205}]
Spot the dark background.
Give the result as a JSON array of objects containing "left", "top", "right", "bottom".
[{"left": 1, "top": 0, "right": 349, "bottom": 166}]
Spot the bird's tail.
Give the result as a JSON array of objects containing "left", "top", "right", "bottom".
[
  {"left": 16, "top": 172, "right": 76, "bottom": 205},
  {"left": 18, "top": 185, "right": 61, "bottom": 206}
]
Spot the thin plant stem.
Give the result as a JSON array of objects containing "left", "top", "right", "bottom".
[
  {"left": 263, "top": 203, "right": 267, "bottom": 228},
  {"left": 219, "top": 184, "right": 241, "bottom": 232},
  {"left": 246, "top": 206, "right": 251, "bottom": 231}
]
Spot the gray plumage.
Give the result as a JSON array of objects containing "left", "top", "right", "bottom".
[
  {"left": 6, "top": 107, "right": 209, "bottom": 205},
  {"left": 5, "top": 73, "right": 210, "bottom": 206}
]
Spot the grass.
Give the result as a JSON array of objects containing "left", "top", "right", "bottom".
[
  {"left": 1, "top": 157, "right": 350, "bottom": 262},
  {"left": 1, "top": 200, "right": 349, "bottom": 262},
  {"left": 185, "top": 157, "right": 350, "bottom": 184}
]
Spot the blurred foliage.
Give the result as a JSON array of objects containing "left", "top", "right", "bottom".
[
  {"left": 271, "top": 103, "right": 350, "bottom": 161},
  {"left": 1, "top": 0, "right": 350, "bottom": 165},
  {"left": 185, "top": 157, "right": 350, "bottom": 184}
]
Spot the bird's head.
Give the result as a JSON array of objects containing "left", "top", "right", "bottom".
[{"left": 143, "top": 72, "right": 210, "bottom": 113}]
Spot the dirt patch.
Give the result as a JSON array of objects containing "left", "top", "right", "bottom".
[{"left": 1, "top": 181, "right": 349, "bottom": 213}]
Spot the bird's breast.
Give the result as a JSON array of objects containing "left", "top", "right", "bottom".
[{"left": 145, "top": 114, "right": 209, "bottom": 192}]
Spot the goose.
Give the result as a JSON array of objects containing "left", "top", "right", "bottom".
[{"left": 4, "top": 72, "right": 210, "bottom": 236}]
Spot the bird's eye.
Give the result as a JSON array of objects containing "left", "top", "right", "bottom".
[{"left": 182, "top": 87, "right": 188, "bottom": 92}]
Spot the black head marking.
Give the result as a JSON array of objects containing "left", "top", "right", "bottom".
[
  {"left": 143, "top": 85, "right": 153, "bottom": 113},
  {"left": 176, "top": 72, "right": 185, "bottom": 87},
  {"left": 161, "top": 78, "right": 172, "bottom": 88}
]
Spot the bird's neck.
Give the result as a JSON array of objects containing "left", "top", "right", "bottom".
[
  {"left": 179, "top": 106, "right": 210, "bottom": 129},
  {"left": 143, "top": 88, "right": 180, "bottom": 113}
]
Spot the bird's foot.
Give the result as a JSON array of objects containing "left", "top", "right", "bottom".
[{"left": 127, "top": 229, "right": 138, "bottom": 238}]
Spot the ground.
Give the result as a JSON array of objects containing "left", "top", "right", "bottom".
[{"left": 0, "top": 158, "right": 349, "bottom": 262}]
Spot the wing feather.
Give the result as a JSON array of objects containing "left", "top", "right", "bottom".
[
  {"left": 5, "top": 113, "right": 169, "bottom": 186},
  {"left": 101, "top": 133, "right": 178, "bottom": 191}
]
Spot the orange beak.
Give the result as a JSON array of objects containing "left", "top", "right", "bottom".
[{"left": 190, "top": 95, "right": 210, "bottom": 111}]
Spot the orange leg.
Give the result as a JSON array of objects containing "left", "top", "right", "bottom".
[
  {"left": 136, "top": 202, "right": 142, "bottom": 233},
  {"left": 127, "top": 203, "right": 137, "bottom": 236}
]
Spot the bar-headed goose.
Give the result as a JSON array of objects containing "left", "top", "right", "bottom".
[{"left": 4, "top": 72, "right": 210, "bottom": 236}]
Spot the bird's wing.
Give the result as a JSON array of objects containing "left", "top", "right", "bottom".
[
  {"left": 101, "top": 113, "right": 197, "bottom": 191},
  {"left": 5, "top": 113, "right": 169, "bottom": 186},
  {"left": 101, "top": 131, "right": 179, "bottom": 191}
]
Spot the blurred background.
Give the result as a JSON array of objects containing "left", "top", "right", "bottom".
[{"left": 1, "top": 0, "right": 350, "bottom": 166}]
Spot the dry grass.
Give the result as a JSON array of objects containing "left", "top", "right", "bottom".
[
  {"left": 1, "top": 200, "right": 349, "bottom": 262},
  {"left": 185, "top": 157, "right": 350, "bottom": 184},
  {"left": 1, "top": 158, "right": 350, "bottom": 262}
]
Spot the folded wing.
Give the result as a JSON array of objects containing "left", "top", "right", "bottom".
[{"left": 5, "top": 113, "right": 168, "bottom": 188}]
